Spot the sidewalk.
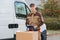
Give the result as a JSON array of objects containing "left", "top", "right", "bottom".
[{"left": 47, "top": 30, "right": 60, "bottom": 37}]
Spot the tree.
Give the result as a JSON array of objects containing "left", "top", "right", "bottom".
[{"left": 42, "top": 0, "right": 60, "bottom": 17}]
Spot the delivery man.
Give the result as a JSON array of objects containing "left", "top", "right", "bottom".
[
  {"left": 26, "top": 3, "right": 47, "bottom": 40},
  {"left": 26, "top": 3, "right": 45, "bottom": 40}
]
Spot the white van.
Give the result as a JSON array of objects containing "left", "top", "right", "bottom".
[{"left": 0, "top": 0, "right": 30, "bottom": 40}]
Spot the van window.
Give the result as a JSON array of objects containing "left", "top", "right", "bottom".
[{"left": 15, "top": 2, "right": 26, "bottom": 19}]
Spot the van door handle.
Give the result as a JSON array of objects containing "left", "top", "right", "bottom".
[{"left": 8, "top": 24, "right": 18, "bottom": 29}]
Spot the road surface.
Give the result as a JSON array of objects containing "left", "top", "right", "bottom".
[{"left": 47, "top": 35, "right": 60, "bottom": 40}]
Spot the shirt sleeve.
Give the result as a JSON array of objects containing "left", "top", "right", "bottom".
[
  {"left": 25, "top": 14, "right": 29, "bottom": 26},
  {"left": 38, "top": 12, "right": 43, "bottom": 27},
  {"left": 40, "top": 13, "right": 44, "bottom": 22}
]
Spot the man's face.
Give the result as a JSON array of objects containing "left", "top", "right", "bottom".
[{"left": 30, "top": 6, "right": 36, "bottom": 13}]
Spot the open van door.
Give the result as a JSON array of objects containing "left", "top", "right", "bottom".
[{"left": 14, "top": 1, "right": 30, "bottom": 32}]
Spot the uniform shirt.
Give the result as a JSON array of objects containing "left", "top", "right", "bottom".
[{"left": 26, "top": 12, "right": 43, "bottom": 30}]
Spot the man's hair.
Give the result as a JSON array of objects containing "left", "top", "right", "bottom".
[{"left": 30, "top": 3, "right": 35, "bottom": 7}]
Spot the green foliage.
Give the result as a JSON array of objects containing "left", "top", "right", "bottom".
[
  {"left": 46, "top": 22, "right": 60, "bottom": 30},
  {"left": 44, "top": 17, "right": 60, "bottom": 30},
  {"left": 41, "top": 0, "right": 60, "bottom": 17}
]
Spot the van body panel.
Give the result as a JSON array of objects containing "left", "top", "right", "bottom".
[{"left": 0, "top": 0, "right": 27, "bottom": 39}]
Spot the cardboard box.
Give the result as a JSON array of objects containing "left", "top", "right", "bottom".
[{"left": 16, "top": 31, "right": 41, "bottom": 40}]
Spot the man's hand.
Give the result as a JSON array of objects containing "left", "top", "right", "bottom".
[{"left": 34, "top": 25, "right": 37, "bottom": 28}]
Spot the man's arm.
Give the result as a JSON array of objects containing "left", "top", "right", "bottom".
[
  {"left": 40, "top": 12, "right": 44, "bottom": 22},
  {"left": 25, "top": 14, "right": 30, "bottom": 26},
  {"left": 26, "top": 15, "right": 28, "bottom": 26},
  {"left": 38, "top": 12, "right": 44, "bottom": 27},
  {"left": 26, "top": 18, "right": 29, "bottom": 26}
]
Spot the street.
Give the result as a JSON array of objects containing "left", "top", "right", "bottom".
[{"left": 47, "top": 35, "right": 60, "bottom": 40}]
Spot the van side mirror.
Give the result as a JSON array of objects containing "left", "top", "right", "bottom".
[{"left": 8, "top": 24, "right": 18, "bottom": 29}]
